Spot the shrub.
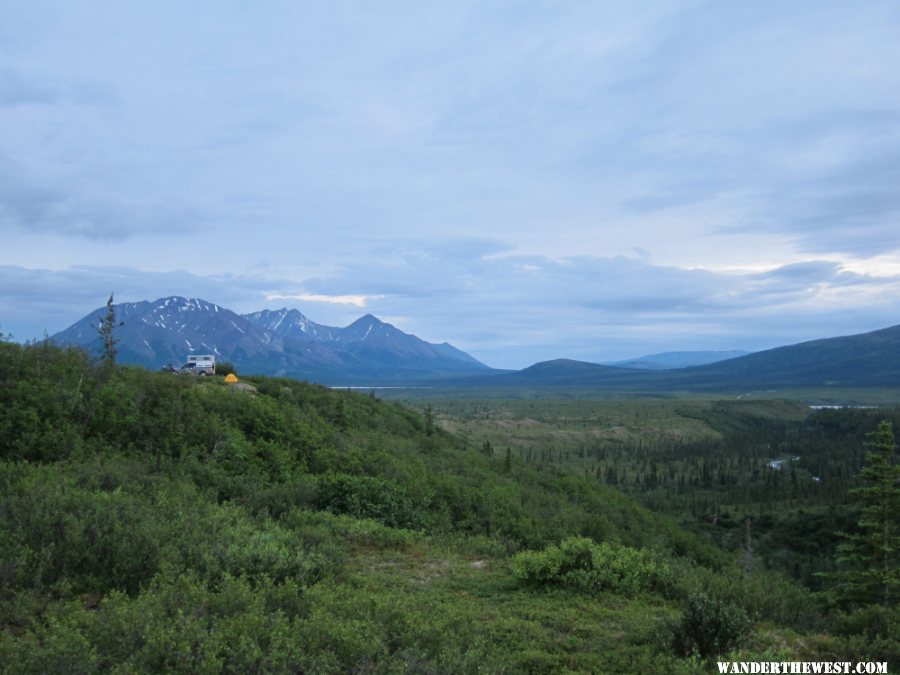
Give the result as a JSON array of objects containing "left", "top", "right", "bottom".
[
  {"left": 314, "top": 473, "right": 423, "bottom": 529},
  {"left": 670, "top": 592, "right": 752, "bottom": 659},
  {"left": 705, "top": 565, "right": 820, "bottom": 627},
  {"left": 281, "top": 510, "right": 416, "bottom": 550},
  {"left": 826, "top": 605, "right": 900, "bottom": 664},
  {"left": 511, "top": 536, "right": 673, "bottom": 596},
  {"left": 242, "top": 479, "right": 317, "bottom": 519},
  {"left": 0, "top": 466, "right": 161, "bottom": 595},
  {"left": 216, "top": 361, "right": 236, "bottom": 377},
  {"left": 511, "top": 543, "right": 566, "bottom": 585}
]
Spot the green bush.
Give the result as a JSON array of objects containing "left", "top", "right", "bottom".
[
  {"left": 0, "top": 343, "right": 90, "bottom": 462},
  {"left": 0, "top": 573, "right": 315, "bottom": 674},
  {"left": 216, "top": 361, "right": 236, "bottom": 376},
  {"left": 281, "top": 509, "right": 416, "bottom": 550},
  {"left": 0, "top": 465, "right": 161, "bottom": 595},
  {"left": 511, "top": 536, "right": 673, "bottom": 596},
  {"left": 704, "top": 565, "right": 820, "bottom": 627},
  {"left": 314, "top": 473, "right": 423, "bottom": 529},
  {"left": 670, "top": 592, "right": 753, "bottom": 659},
  {"left": 826, "top": 605, "right": 900, "bottom": 664},
  {"left": 0, "top": 462, "right": 342, "bottom": 598},
  {"left": 241, "top": 479, "right": 317, "bottom": 519}
]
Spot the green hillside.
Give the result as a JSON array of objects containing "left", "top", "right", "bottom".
[
  {"left": 0, "top": 341, "right": 896, "bottom": 672},
  {"left": 448, "top": 324, "right": 900, "bottom": 396}
]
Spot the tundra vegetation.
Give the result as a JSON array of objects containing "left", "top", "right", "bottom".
[{"left": 0, "top": 341, "right": 897, "bottom": 672}]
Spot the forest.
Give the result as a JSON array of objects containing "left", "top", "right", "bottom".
[
  {"left": 0, "top": 339, "right": 897, "bottom": 673},
  {"left": 423, "top": 397, "right": 900, "bottom": 593}
]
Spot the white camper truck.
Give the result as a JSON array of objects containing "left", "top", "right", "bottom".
[{"left": 179, "top": 354, "right": 216, "bottom": 376}]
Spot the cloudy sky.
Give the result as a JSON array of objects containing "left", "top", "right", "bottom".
[{"left": 2, "top": 1, "right": 900, "bottom": 368}]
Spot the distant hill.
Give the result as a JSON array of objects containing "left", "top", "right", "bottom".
[
  {"left": 452, "top": 324, "right": 900, "bottom": 392},
  {"left": 51, "top": 297, "right": 491, "bottom": 384},
  {"left": 671, "top": 323, "right": 900, "bottom": 389},
  {"left": 605, "top": 350, "right": 751, "bottom": 370}
]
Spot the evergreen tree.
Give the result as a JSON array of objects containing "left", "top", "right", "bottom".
[
  {"left": 333, "top": 397, "right": 349, "bottom": 431},
  {"left": 96, "top": 292, "right": 123, "bottom": 366},
  {"left": 830, "top": 420, "right": 900, "bottom": 608},
  {"left": 423, "top": 404, "right": 435, "bottom": 436}
]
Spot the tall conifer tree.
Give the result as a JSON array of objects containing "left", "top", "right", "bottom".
[
  {"left": 830, "top": 420, "right": 900, "bottom": 608},
  {"left": 97, "top": 293, "right": 122, "bottom": 366}
]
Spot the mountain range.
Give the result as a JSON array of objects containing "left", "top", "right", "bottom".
[
  {"left": 603, "top": 350, "right": 751, "bottom": 370},
  {"left": 51, "top": 296, "right": 489, "bottom": 384},
  {"left": 466, "top": 323, "right": 900, "bottom": 393},
  {"left": 51, "top": 296, "right": 900, "bottom": 392}
]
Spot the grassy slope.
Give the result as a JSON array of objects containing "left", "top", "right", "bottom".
[{"left": 0, "top": 342, "right": 884, "bottom": 672}]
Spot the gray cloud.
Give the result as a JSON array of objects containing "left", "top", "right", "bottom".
[
  {"left": 2, "top": 3, "right": 900, "bottom": 364},
  {"left": 0, "top": 68, "right": 59, "bottom": 106},
  {"left": 263, "top": 243, "right": 900, "bottom": 365},
  {"left": 0, "top": 158, "right": 206, "bottom": 241},
  {"left": 749, "top": 261, "right": 868, "bottom": 288},
  {"left": 0, "top": 67, "right": 117, "bottom": 108}
]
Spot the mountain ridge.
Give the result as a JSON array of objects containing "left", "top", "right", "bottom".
[
  {"left": 50, "top": 296, "right": 900, "bottom": 391},
  {"left": 453, "top": 323, "right": 900, "bottom": 392},
  {"left": 604, "top": 350, "right": 752, "bottom": 370},
  {"left": 51, "top": 296, "right": 491, "bottom": 384}
]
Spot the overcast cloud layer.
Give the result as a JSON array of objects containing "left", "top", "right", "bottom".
[{"left": 2, "top": 1, "right": 900, "bottom": 368}]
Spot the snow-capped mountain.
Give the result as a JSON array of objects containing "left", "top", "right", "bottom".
[
  {"left": 242, "top": 310, "right": 483, "bottom": 369},
  {"left": 51, "top": 296, "right": 490, "bottom": 384},
  {"left": 241, "top": 308, "right": 340, "bottom": 343},
  {"left": 241, "top": 309, "right": 485, "bottom": 372}
]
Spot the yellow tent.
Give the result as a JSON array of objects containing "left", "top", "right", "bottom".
[{"left": 224, "top": 373, "right": 239, "bottom": 383}]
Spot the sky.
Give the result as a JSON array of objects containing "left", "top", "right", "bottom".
[{"left": 2, "top": 1, "right": 900, "bottom": 369}]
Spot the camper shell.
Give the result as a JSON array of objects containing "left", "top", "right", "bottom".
[{"left": 179, "top": 354, "right": 216, "bottom": 376}]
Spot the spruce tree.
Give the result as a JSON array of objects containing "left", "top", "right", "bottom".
[
  {"left": 830, "top": 420, "right": 900, "bottom": 608},
  {"left": 423, "top": 404, "right": 435, "bottom": 436},
  {"left": 96, "top": 292, "right": 123, "bottom": 366}
]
